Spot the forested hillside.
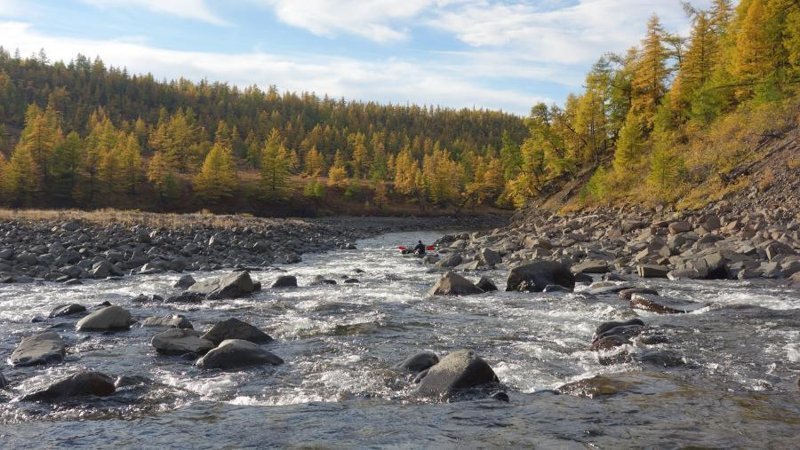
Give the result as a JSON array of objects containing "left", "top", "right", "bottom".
[
  {"left": 509, "top": 0, "right": 800, "bottom": 210},
  {"left": 1, "top": 0, "right": 798, "bottom": 216},
  {"left": 0, "top": 48, "right": 526, "bottom": 214}
]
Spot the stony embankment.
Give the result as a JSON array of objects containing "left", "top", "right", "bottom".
[
  {"left": 0, "top": 213, "right": 506, "bottom": 283},
  {"left": 431, "top": 201, "right": 800, "bottom": 286}
]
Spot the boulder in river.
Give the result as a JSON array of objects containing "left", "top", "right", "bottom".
[
  {"left": 428, "top": 271, "right": 484, "bottom": 296},
  {"left": 151, "top": 328, "right": 214, "bottom": 355},
  {"left": 394, "top": 351, "right": 440, "bottom": 374},
  {"left": 49, "top": 303, "right": 87, "bottom": 318},
  {"left": 415, "top": 349, "right": 499, "bottom": 399},
  {"left": 10, "top": 331, "right": 66, "bottom": 366},
  {"left": 506, "top": 261, "right": 575, "bottom": 292},
  {"left": 141, "top": 314, "right": 193, "bottom": 329},
  {"left": 637, "top": 264, "right": 669, "bottom": 278},
  {"left": 22, "top": 371, "right": 115, "bottom": 401},
  {"left": 195, "top": 339, "right": 284, "bottom": 370},
  {"left": 271, "top": 275, "right": 298, "bottom": 288},
  {"left": 75, "top": 305, "right": 133, "bottom": 331},
  {"left": 556, "top": 375, "right": 632, "bottom": 398},
  {"left": 188, "top": 271, "right": 256, "bottom": 300},
  {"left": 476, "top": 276, "right": 498, "bottom": 292},
  {"left": 478, "top": 248, "right": 501, "bottom": 267},
  {"left": 174, "top": 274, "right": 196, "bottom": 289},
  {"left": 200, "top": 318, "right": 273, "bottom": 345},
  {"left": 630, "top": 293, "right": 703, "bottom": 314}
]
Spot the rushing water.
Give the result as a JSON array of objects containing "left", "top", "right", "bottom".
[{"left": 1, "top": 231, "right": 799, "bottom": 448}]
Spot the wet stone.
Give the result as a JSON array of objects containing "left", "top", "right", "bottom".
[{"left": 630, "top": 293, "right": 704, "bottom": 314}]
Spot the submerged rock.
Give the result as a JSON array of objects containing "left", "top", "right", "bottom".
[
  {"left": 151, "top": 328, "right": 214, "bottom": 355},
  {"left": 196, "top": 339, "right": 284, "bottom": 370},
  {"left": 618, "top": 288, "right": 658, "bottom": 300},
  {"left": 141, "top": 314, "right": 193, "bottom": 329},
  {"left": 630, "top": 293, "right": 704, "bottom": 314},
  {"left": 10, "top": 331, "right": 66, "bottom": 366},
  {"left": 76, "top": 305, "right": 133, "bottom": 331},
  {"left": 506, "top": 261, "right": 575, "bottom": 292},
  {"left": 557, "top": 375, "right": 634, "bottom": 398},
  {"left": 188, "top": 271, "right": 256, "bottom": 299},
  {"left": 49, "top": 303, "right": 87, "bottom": 318},
  {"left": 395, "top": 351, "right": 440, "bottom": 374},
  {"left": 415, "top": 349, "right": 499, "bottom": 399},
  {"left": 22, "top": 371, "right": 115, "bottom": 401},
  {"left": 428, "top": 271, "right": 484, "bottom": 296},
  {"left": 200, "top": 318, "right": 273, "bottom": 345}
]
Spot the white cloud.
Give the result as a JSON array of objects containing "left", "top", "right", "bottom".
[
  {"left": 0, "top": 0, "right": 30, "bottom": 17},
  {"left": 432, "top": 0, "right": 707, "bottom": 65},
  {"left": 257, "top": 0, "right": 434, "bottom": 43},
  {"left": 80, "top": 0, "right": 227, "bottom": 25},
  {"left": 0, "top": 21, "right": 543, "bottom": 114}
]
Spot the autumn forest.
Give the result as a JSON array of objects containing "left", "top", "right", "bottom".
[{"left": 0, "top": 0, "right": 797, "bottom": 215}]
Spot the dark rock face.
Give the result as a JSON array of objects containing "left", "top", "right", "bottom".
[
  {"left": 196, "top": 339, "right": 284, "bottom": 370},
  {"left": 10, "top": 331, "right": 66, "bottom": 366},
  {"left": 22, "top": 371, "right": 116, "bottom": 401},
  {"left": 271, "top": 275, "right": 298, "bottom": 288},
  {"left": 188, "top": 271, "right": 256, "bottom": 300},
  {"left": 428, "top": 272, "right": 484, "bottom": 296},
  {"left": 166, "top": 292, "right": 205, "bottom": 303},
  {"left": 506, "top": 261, "right": 575, "bottom": 292},
  {"left": 415, "top": 349, "right": 499, "bottom": 399},
  {"left": 630, "top": 293, "right": 704, "bottom": 314},
  {"left": 49, "top": 303, "right": 87, "bottom": 318},
  {"left": 476, "top": 276, "right": 498, "bottom": 292},
  {"left": 75, "top": 305, "right": 133, "bottom": 331},
  {"left": 200, "top": 318, "right": 273, "bottom": 345},
  {"left": 151, "top": 328, "right": 214, "bottom": 355},
  {"left": 395, "top": 351, "right": 440, "bottom": 373}
]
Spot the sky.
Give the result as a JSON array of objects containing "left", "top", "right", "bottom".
[{"left": 0, "top": 0, "right": 712, "bottom": 116}]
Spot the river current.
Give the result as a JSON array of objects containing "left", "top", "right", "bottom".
[{"left": 1, "top": 231, "right": 799, "bottom": 448}]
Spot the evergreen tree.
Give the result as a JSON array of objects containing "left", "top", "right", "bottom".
[
  {"left": 7, "top": 143, "right": 38, "bottom": 205},
  {"left": 260, "top": 129, "right": 291, "bottom": 200},
  {"left": 194, "top": 141, "right": 238, "bottom": 202},
  {"left": 303, "top": 146, "right": 326, "bottom": 177},
  {"left": 631, "top": 15, "right": 671, "bottom": 128},
  {"left": 147, "top": 151, "right": 179, "bottom": 204}
]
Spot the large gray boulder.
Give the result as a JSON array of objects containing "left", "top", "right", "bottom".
[
  {"left": 506, "top": 261, "right": 575, "bottom": 292},
  {"left": 188, "top": 271, "right": 256, "bottom": 299},
  {"left": 22, "top": 371, "right": 115, "bottom": 401},
  {"left": 478, "top": 248, "right": 502, "bottom": 267},
  {"left": 195, "top": 339, "right": 284, "bottom": 370},
  {"left": 200, "top": 318, "right": 273, "bottom": 345},
  {"left": 174, "top": 275, "right": 196, "bottom": 289},
  {"left": 151, "top": 328, "right": 214, "bottom": 355},
  {"left": 76, "top": 305, "right": 133, "bottom": 331},
  {"left": 476, "top": 276, "right": 498, "bottom": 292},
  {"left": 11, "top": 332, "right": 66, "bottom": 366},
  {"left": 415, "top": 349, "right": 499, "bottom": 399},
  {"left": 141, "top": 314, "right": 193, "bottom": 329},
  {"left": 49, "top": 303, "right": 87, "bottom": 318},
  {"left": 436, "top": 253, "right": 463, "bottom": 268},
  {"left": 428, "top": 272, "right": 484, "bottom": 296}
]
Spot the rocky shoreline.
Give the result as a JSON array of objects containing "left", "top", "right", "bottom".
[{"left": 0, "top": 213, "right": 507, "bottom": 283}]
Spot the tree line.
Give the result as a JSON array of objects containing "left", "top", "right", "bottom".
[{"left": 0, "top": 48, "right": 527, "bottom": 212}]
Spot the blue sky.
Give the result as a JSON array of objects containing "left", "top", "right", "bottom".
[{"left": 0, "top": 0, "right": 710, "bottom": 115}]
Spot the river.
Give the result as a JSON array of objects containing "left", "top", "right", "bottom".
[{"left": 1, "top": 231, "right": 799, "bottom": 448}]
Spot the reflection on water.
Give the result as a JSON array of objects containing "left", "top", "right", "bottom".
[{"left": 1, "top": 231, "right": 799, "bottom": 447}]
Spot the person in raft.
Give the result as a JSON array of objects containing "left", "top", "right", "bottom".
[{"left": 413, "top": 240, "right": 426, "bottom": 255}]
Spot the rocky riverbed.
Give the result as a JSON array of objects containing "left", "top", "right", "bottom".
[{"left": 0, "top": 213, "right": 507, "bottom": 283}]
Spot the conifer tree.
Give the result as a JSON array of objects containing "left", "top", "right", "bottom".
[
  {"left": 392, "top": 147, "right": 421, "bottom": 196},
  {"left": 303, "top": 146, "right": 326, "bottom": 177},
  {"left": 194, "top": 141, "right": 238, "bottom": 202},
  {"left": 631, "top": 15, "right": 670, "bottom": 128},
  {"left": 119, "top": 133, "right": 143, "bottom": 195},
  {"left": 0, "top": 152, "right": 8, "bottom": 203},
  {"left": 147, "top": 151, "right": 179, "bottom": 203},
  {"left": 327, "top": 149, "right": 349, "bottom": 188},
  {"left": 7, "top": 143, "right": 38, "bottom": 205},
  {"left": 260, "top": 129, "right": 291, "bottom": 200}
]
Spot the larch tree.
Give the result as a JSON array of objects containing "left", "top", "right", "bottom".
[
  {"left": 49, "top": 131, "right": 81, "bottom": 203},
  {"left": 147, "top": 150, "right": 179, "bottom": 203},
  {"left": 303, "top": 146, "right": 326, "bottom": 177},
  {"left": 194, "top": 141, "right": 238, "bottom": 202},
  {"left": 118, "top": 133, "right": 143, "bottom": 195},
  {"left": 631, "top": 14, "right": 671, "bottom": 129},
  {"left": 7, "top": 143, "right": 38, "bottom": 205},
  {"left": 327, "top": 149, "right": 349, "bottom": 188},
  {"left": 260, "top": 129, "right": 291, "bottom": 200}
]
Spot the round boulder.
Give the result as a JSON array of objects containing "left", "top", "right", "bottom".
[
  {"left": 428, "top": 272, "right": 484, "bottom": 296},
  {"left": 415, "top": 349, "right": 499, "bottom": 399},
  {"left": 506, "top": 261, "right": 575, "bottom": 292},
  {"left": 76, "top": 305, "right": 133, "bottom": 331},
  {"left": 49, "top": 303, "right": 87, "bottom": 318},
  {"left": 195, "top": 339, "right": 284, "bottom": 370},
  {"left": 200, "top": 318, "right": 273, "bottom": 345},
  {"left": 11, "top": 331, "right": 66, "bottom": 366},
  {"left": 22, "top": 371, "right": 115, "bottom": 401},
  {"left": 271, "top": 275, "right": 298, "bottom": 288},
  {"left": 395, "top": 351, "right": 440, "bottom": 374}
]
